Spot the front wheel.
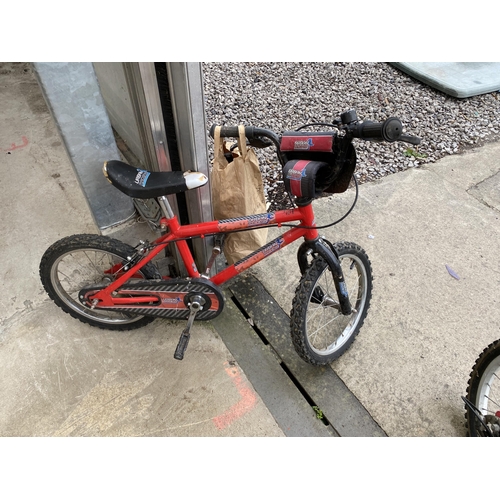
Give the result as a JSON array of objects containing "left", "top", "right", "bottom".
[
  {"left": 464, "top": 339, "right": 500, "bottom": 436},
  {"left": 290, "top": 242, "right": 373, "bottom": 365},
  {"left": 40, "top": 234, "right": 159, "bottom": 330}
]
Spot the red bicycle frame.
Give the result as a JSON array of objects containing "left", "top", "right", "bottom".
[{"left": 91, "top": 203, "right": 319, "bottom": 307}]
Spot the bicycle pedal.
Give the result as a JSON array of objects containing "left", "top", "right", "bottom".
[
  {"left": 174, "top": 330, "right": 190, "bottom": 360},
  {"left": 173, "top": 295, "right": 203, "bottom": 360}
]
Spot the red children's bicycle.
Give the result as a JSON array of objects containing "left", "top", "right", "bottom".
[{"left": 40, "top": 109, "right": 420, "bottom": 364}]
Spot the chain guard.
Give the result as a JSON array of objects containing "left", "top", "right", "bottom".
[{"left": 80, "top": 278, "right": 224, "bottom": 320}]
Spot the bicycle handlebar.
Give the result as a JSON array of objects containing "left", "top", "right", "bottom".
[{"left": 209, "top": 113, "right": 421, "bottom": 147}]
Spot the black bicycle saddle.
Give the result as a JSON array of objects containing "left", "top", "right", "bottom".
[{"left": 103, "top": 160, "right": 208, "bottom": 199}]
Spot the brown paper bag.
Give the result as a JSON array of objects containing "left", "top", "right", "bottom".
[{"left": 211, "top": 125, "right": 268, "bottom": 265}]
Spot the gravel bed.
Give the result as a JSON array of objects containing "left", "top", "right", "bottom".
[{"left": 202, "top": 62, "right": 500, "bottom": 211}]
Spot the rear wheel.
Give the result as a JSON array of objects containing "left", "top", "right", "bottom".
[
  {"left": 40, "top": 234, "right": 159, "bottom": 330},
  {"left": 290, "top": 242, "right": 372, "bottom": 365},
  {"left": 465, "top": 339, "right": 500, "bottom": 436}
]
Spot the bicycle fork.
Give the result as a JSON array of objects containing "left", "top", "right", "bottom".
[{"left": 297, "top": 238, "right": 352, "bottom": 316}]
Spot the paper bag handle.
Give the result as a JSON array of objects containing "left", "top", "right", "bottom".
[
  {"left": 213, "top": 124, "right": 248, "bottom": 163},
  {"left": 238, "top": 125, "right": 247, "bottom": 160},
  {"left": 213, "top": 125, "right": 222, "bottom": 154}
]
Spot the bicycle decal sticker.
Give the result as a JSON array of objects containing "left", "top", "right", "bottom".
[
  {"left": 280, "top": 134, "right": 334, "bottom": 152},
  {"left": 262, "top": 237, "right": 284, "bottom": 256},
  {"left": 218, "top": 213, "right": 276, "bottom": 232},
  {"left": 134, "top": 169, "right": 151, "bottom": 187},
  {"left": 234, "top": 237, "right": 284, "bottom": 273},
  {"left": 293, "top": 138, "right": 314, "bottom": 150},
  {"left": 286, "top": 160, "right": 309, "bottom": 197},
  {"left": 247, "top": 213, "right": 275, "bottom": 227},
  {"left": 286, "top": 166, "right": 307, "bottom": 181},
  {"left": 218, "top": 218, "right": 248, "bottom": 232},
  {"left": 161, "top": 297, "right": 183, "bottom": 305}
]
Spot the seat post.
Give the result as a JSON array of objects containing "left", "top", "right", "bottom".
[{"left": 157, "top": 196, "right": 175, "bottom": 219}]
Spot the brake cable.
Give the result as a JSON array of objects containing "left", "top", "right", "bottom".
[{"left": 278, "top": 174, "right": 359, "bottom": 230}]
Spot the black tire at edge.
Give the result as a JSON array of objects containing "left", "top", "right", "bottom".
[{"left": 464, "top": 338, "right": 500, "bottom": 437}]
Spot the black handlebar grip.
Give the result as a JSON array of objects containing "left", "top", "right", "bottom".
[
  {"left": 353, "top": 117, "right": 403, "bottom": 142},
  {"left": 353, "top": 120, "right": 384, "bottom": 140}
]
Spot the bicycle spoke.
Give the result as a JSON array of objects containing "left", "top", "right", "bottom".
[
  {"left": 83, "top": 251, "right": 97, "bottom": 271},
  {"left": 323, "top": 272, "right": 332, "bottom": 296},
  {"left": 56, "top": 269, "right": 79, "bottom": 291},
  {"left": 83, "top": 250, "right": 106, "bottom": 278},
  {"left": 72, "top": 251, "right": 93, "bottom": 274},
  {"left": 307, "top": 300, "right": 340, "bottom": 320},
  {"left": 59, "top": 252, "right": 106, "bottom": 293},
  {"left": 308, "top": 313, "right": 343, "bottom": 341},
  {"left": 306, "top": 304, "right": 326, "bottom": 321},
  {"left": 484, "top": 394, "right": 500, "bottom": 412}
]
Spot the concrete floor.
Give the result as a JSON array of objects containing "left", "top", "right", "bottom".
[{"left": 0, "top": 62, "right": 284, "bottom": 437}]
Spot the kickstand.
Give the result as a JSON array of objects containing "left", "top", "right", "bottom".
[{"left": 174, "top": 295, "right": 205, "bottom": 360}]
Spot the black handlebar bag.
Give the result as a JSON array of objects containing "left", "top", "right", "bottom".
[{"left": 280, "top": 131, "right": 356, "bottom": 204}]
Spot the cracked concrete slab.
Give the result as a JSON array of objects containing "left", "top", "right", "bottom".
[
  {"left": 467, "top": 170, "right": 500, "bottom": 212},
  {"left": 251, "top": 141, "right": 500, "bottom": 436}
]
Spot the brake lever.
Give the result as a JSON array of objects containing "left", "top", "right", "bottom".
[
  {"left": 400, "top": 134, "right": 421, "bottom": 146},
  {"left": 229, "top": 138, "right": 273, "bottom": 151},
  {"left": 248, "top": 137, "right": 273, "bottom": 149}
]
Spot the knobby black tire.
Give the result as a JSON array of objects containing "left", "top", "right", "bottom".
[
  {"left": 464, "top": 339, "right": 500, "bottom": 437},
  {"left": 290, "top": 241, "right": 373, "bottom": 366},
  {"left": 40, "top": 234, "right": 159, "bottom": 330}
]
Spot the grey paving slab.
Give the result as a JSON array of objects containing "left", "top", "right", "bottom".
[
  {"left": 0, "top": 300, "right": 284, "bottom": 436},
  {"left": 251, "top": 142, "right": 500, "bottom": 436},
  {"left": 467, "top": 170, "right": 500, "bottom": 212}
]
